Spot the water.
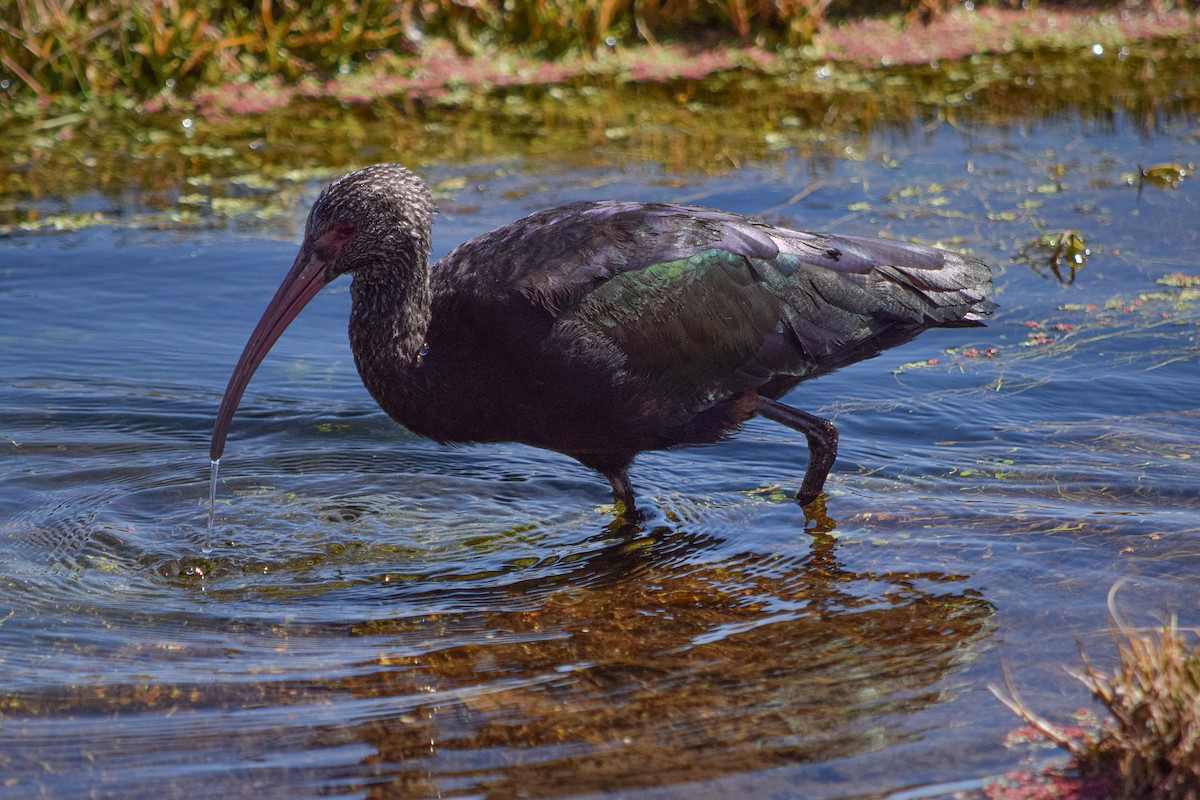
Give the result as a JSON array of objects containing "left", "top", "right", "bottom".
[
  {"left": 3, "top": 87, "right": 1199, "bottom": 798},
  {"left": 206, "top": 459, "right": 219, "bottom": 550}
]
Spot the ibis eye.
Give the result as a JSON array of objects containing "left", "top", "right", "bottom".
[{"left": 314, "top": 219, "right": 357, "bottom": 263}]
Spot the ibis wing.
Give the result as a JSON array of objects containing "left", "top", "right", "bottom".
[
  {"left": 435, "top": 201, "right": 779, "bottom": 310},
  {"left": 562, "top": 248, "right": 791, "bottom": 402},
  {"left": 432, "top": 201, "right": 993, "bottom": 413},
  {"left": 556, "top": 222, "right": 994, "bottom": 411},
  {"left": 748, "top": 231, "right": 995, "bottom": 367}
]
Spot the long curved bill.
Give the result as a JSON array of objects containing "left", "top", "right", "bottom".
[{"left": 210, "top": 244, "right": 333, "bottom": 462}]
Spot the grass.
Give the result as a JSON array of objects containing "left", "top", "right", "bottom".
[
  {"left": 994, "top": 589, "right": 1200, "bottom": 800},
  {"left": 2, "top": 0, "right": 410, "bottom": 99},
  {"left": 1, "top": 0, "right": 843, "bottom": 102},
  {"left": 4, "top": 1, "right": 1198, "bottom": 113},
  {"left": 0, "top": 0, "right": 1118, "bottom": 105}
]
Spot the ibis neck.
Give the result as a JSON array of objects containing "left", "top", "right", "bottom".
[{"left": 348, "top": 245, "right": 433, "bottom": 404}]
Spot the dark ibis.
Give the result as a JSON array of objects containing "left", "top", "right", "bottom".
[{"left": 212, "top": 164, "right": 994, "bottom": 511}]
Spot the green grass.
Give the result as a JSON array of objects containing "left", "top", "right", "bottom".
[
  {"left": 6, "top": 1, "right": 1198, "bottom": 110},
  {"left": 2, "top": 0, "right": 409, "bottom": 99},
  {"left": 2, "top": 0, "right": 943, "bottom": 103}
]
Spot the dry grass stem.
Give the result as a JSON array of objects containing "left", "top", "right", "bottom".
[{"left": 993, "top": 588, "right": 1200, "bottom": 800}]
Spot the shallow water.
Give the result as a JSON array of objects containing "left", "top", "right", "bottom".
[{"left": 3, "top": 73, "right": 1200, "bottom": 799}]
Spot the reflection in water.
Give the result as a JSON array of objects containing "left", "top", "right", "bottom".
[
  {"left": 346, "top": 519, "right": 994, "bottom": 797},
  {"left": 0, "top": 492, "right": 995, "bottom": 799}
]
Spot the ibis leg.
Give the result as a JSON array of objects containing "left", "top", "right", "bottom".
[
  {"left": 756, "top": 396, "right": 839, "bottom": 506},
  {"left": 575, "top": 452, "right": 639, "bottom": 513},
  {"left": 604, "top": 468, "right": 638, "bottom": 512}
]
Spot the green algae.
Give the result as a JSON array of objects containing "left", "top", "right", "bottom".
[{"left": 2, "top": 36, "right": 1199, "bottom": 235}]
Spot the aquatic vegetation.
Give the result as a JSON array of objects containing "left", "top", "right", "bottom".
[
  {"left": 1137, "top": 163, "right": 1193, "bottom": 191},
  {"left": 3, "top": 33, "right": 1199, "bottom": 236},
  {"left": 1157, "top": 273, "right": 1200, "bottom": 290},
  {"left": 1016, "top": 228, "right": 1091, "bottom": 286}
]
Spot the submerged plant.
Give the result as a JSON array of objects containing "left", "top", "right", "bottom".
[
  {"left": 1016, "top": 228, "right": 1091, "bottom": 285},
  {"left": 993, "top": 593, "right": 1200, "bottom": 800},
  {"left": 1137, "top": 163, "right": 1192, "bottom": 192}
]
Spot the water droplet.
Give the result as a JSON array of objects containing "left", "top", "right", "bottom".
[{"left": 205, "top": 459, "right": 219, "bottom": 551}]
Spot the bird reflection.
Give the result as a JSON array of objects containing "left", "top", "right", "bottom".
[{"left": 338, "top": 504, "right": 995, "bottom": 799}]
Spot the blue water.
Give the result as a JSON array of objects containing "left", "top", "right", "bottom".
[{"left": 2, "top": 107, "right": 1199, "bottom": 799}]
